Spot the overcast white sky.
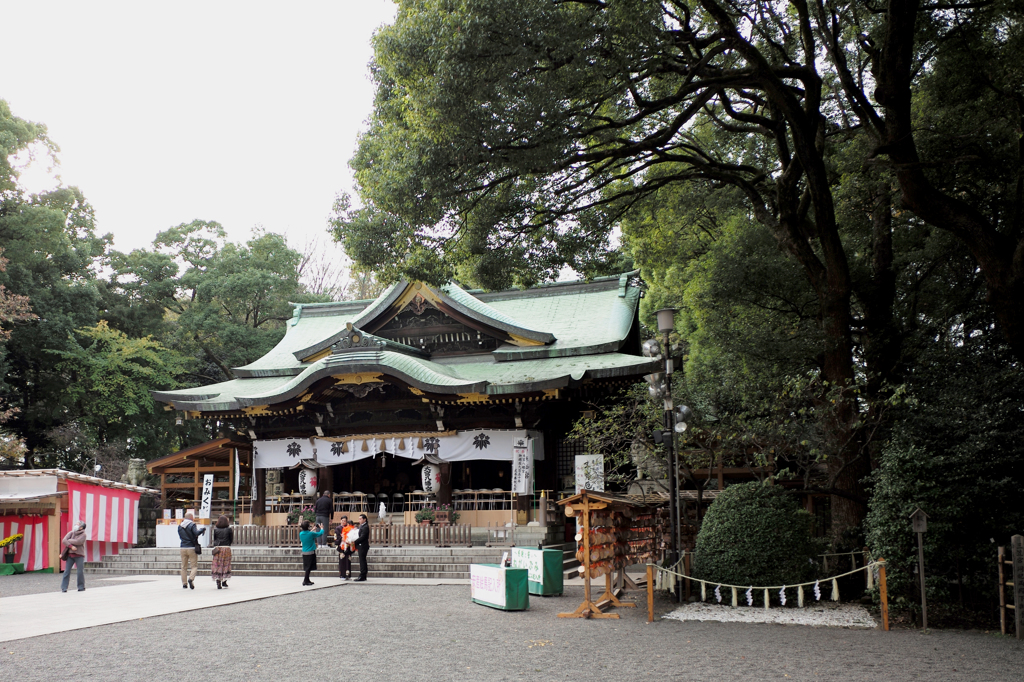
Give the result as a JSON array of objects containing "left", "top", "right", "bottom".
[{"left": 2, "top": 1, "right": 397, "bottom": 256}]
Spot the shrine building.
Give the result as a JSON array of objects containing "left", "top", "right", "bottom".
[{"left": 150, "top": 273, "right": 657, "bottom": 528}]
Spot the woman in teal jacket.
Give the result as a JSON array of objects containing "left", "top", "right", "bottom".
[{"left": 299, "top": 519, "right": 323, "bottom": 586}]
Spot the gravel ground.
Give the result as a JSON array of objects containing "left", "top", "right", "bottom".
[
  {"left": 0, "top": 572, "right": 151, "bottom": 598},
  {"left": 664, "top": 602, "right": 878, "bottom": 628},
  {"left": 0, "top": 582, "right": 1020, "bottom": 681}
]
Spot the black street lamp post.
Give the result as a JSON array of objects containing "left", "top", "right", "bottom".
[{"left": 654, "top": 309, "right": 681, "bottom": 602}]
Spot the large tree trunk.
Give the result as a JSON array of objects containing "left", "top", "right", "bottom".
[{"left": 875, "top": 0, "right": 1024, "bottom": 361}]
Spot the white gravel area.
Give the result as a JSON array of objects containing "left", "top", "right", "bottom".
[{"left": 664, "top": 601, "right": 879, "bottom": 628}]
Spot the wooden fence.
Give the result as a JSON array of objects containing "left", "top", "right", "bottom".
[
  {"left": 231, "top": 524, "right": 301, "bottom": 547},
  {"left": 998, "top": 535, "right": 1023, "bottom": 639},
  {"left": 229, "top": 523, "right": 473, "bottom": 548},
  {"left": 370, "top": 523, "right": 472, "bottom": 547}
]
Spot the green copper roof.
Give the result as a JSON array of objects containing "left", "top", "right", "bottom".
[
  {"left": 154, "top": 350, "right": 658, "bottom": 412},
  {"left": 156, "top": 273, "right": 651, "bottom": 411}
]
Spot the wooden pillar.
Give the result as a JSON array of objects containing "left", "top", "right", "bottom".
[
  {"left": 228, "top": 449, "right": 236, "bottom": 501},
  {"left": 438, "top": 462, "right": 452, "bottom": 507},
  {"left": 47, "top": 510, "right": 61, "bottom": 571},
  {"left": 253, "top": 468, "right": 267, "bottom": 526},
  {"left": 1013, "top": 535, "right": 1024, "bottom": 640},
  {"left": 320, "top": 465, "right": 334, "bottom": 494},
  {"left": 160, "top": 474, "right": 167, "bottom": 508},
  {"left": 193, "top": 459, "right": 200, "bottom": 506}
]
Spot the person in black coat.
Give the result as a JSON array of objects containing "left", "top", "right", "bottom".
[
  {"left": 314, "top": 491, "right": 333, "bottom": 546},
  {"left": 353, "top": 513, "right": 369, "bottom": 581}
]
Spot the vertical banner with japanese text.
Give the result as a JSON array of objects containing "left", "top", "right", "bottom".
[
  {"left": 199, "top": 474, "right": 214, "bottom": 518},
  {"left": 511, "top": 436, "right": 532, "bottom": 494}
]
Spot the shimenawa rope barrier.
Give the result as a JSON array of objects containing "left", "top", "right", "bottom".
[{"left": 650, "top": 558, "right": 884, "bottom": 610}]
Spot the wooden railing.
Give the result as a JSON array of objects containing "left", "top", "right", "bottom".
[
  {"left": 229, "top": 523, "right": 473, "bottom": 548},
  {"left": 230, "top": 524, "right": 301, "bottom": 547},
  {"left": 370, "top": 523, "right": 473, "bottom": 548}
]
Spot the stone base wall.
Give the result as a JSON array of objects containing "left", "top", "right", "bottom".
[{"left": 136, "top": 496, "right": 159, "bottom": 548}]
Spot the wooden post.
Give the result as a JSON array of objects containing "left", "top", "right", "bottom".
[
  {"left": 1013, "top": 534, "right": 1024, "bottom": 640},
  {"left": 583, "top": 494, "right": 591, "bottom": 609},
  {"left": 228, "top": 448, "right": 236, "bottom": 501},
  {"left": 647, "top": 564, "right": 654, "bottom": 622},
  {"left": 998, "top": 546, "right": 1007, "bottom": 636},
  {"left": 684, "top": 551, "right": 691, "bottom": 601},
  {"left": 160, "top": 474, "right": 167, "bottom": 508},
  {"left": 878, "top": 558, "right": 889, "bottom": 631},
  {"left": 193, "top": 459, "right": 200, "bottom": 507},
  {"left": 253, "top": 468, "right": 267, "bottom": 526},
  {"left": 917, "top": 530, "right": 928, "bottom": 630}
]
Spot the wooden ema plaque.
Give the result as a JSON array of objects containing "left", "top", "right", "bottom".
[{"left": 557, "top": 490, "right": 638, "bottom": 619}]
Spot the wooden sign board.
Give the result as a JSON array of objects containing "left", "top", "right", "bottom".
[{"left": 435, "top": 510, "right": 450, "bottom": 526}]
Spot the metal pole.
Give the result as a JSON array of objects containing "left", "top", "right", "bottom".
[
  {"left": 663, "top": 329, "right": 680, "bottom": 603},
  {"left": 917, "top": 530, "right": 928, "bottom": 630}
]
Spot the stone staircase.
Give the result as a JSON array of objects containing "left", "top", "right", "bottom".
[{"left": 86, "top": 546, "right": 510, "bottom": 580}]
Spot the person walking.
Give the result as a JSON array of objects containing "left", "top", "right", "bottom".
[
  {"left": 299, "top": 519, "right": 323, "bottom": 586},
  {"left": 60, "top": 520, "right": 87, "bottom": 592},
  {"left": 178, "top": 513, "right": 206, "bottom": 590},
  {"left": 210, "top": 515, "right": 233, "bottom": 589},
  {"left": 314, "top": 491, "right": 333, "bottom": 547},
  {"left": 353, "top": 513, "right": 369, "bottom": 581},
  {"left": 335, "top": 515, "right": 355, "bottom": 580}
]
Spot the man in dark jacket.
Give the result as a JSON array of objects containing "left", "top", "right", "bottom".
[
  {"left": 353, "top": 513, "right": 369, "bottom": 581},
  {"left": 178, "top": 513, "right": 206, "bottom": 589},
  {"left": 314, "top": 491, "right": 333, "bottom": 546}
]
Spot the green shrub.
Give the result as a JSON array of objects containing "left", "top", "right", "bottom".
[{"left": 692, "top": 482, "right": 818, "bottom": 588}]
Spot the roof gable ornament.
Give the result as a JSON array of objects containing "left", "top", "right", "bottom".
[
  {"left": 293, "top": 280, "right": 556, "bottom": 363},
  {"left": 355, "top": 281, "right": 555, "bottom": 346}
]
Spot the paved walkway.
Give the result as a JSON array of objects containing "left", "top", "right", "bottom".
[{"left": 0, "top": 575, "right": 464, "bottom": 642}]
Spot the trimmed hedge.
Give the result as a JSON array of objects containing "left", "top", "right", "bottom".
[{"left": 691, "top": 482, "right": 818, "bottom": 588}]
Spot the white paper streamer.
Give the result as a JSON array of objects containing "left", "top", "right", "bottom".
[
  {"left": 814, "top": 580, "right": 821, "bottom": 601},
  {"left": 745, "top": 586, "right": 753, "bottom": 606},
  {"left": 714, "top": 584, "right": 722, "bottom": 603},
  {"left": 831, "top": 578, "right": 839, "bottom": 602},
  {"left": 779, "top": 586, "right": 787, "bottom": 606}
]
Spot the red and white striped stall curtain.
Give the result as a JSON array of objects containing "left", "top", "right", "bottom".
[
  {"left": 66, "top": 480, "right": 141, "bottom": 562},
  {"left": 0, "top": 516, "right": 49, "bottom": 571}
]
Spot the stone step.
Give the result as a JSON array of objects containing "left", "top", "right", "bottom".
[
  {"left": 85, "top": 545, "right": 507, "bottom": 579},
  {"left": 86, "top": 567, "right": 469, "bottom": 579},
  {"left": 96, "top": 553, "right": 501, "bottom": 564},
  {"left": 107, "top": 548, "right": 496, "bottom": 557},
  {"left": 87, "top": 560, "right": 477, "bottom": 572}
]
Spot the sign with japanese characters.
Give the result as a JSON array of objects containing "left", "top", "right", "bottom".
[
  {"left": 511, "top": 547, "right": 543, "bottom": 583},
  {"left": 198, "top": 474, "right": 214, "bottom": 519},
  {"left": 470, "top": 563, "right": 507, "bottom": 608},
  {"left": 511, "top": 437, "right": 532, "bottom": 494},
  {"left": 575, "top": 454, "right": 604, "bottom": 493}
]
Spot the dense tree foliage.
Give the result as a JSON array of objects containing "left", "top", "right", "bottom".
[
  {"left": 340, "top": 0, "right": 1023, "bottom": 545},
  {"left": 0, "top": 100, "right": 345, "bottom": 471}
]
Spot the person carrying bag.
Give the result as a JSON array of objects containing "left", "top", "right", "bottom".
[{"left": 178, "top": 513, "right": 206, "bottom": 590}]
